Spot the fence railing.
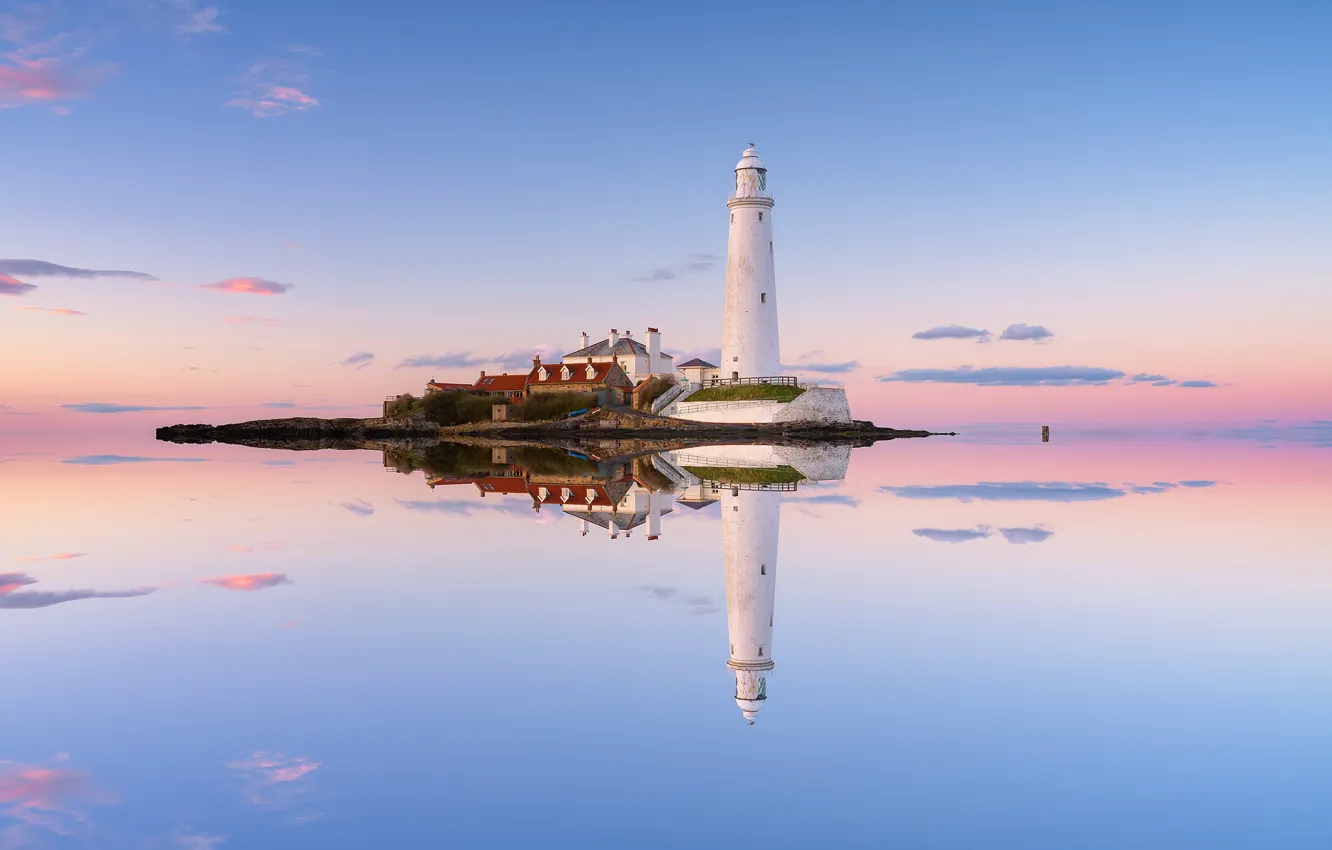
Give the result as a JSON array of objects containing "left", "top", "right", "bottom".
[
  {"left": 676, "top": 399, "right": 783, "bottom": 414},
  {"left": 650, "top": 380, "right": 692, "bottom": 415},
  {"left": 706, "top": 376, "right": 796, "bottom": 387}
]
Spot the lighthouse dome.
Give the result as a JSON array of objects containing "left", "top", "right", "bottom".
[
  {"left": 735, "top": 146, "right": 766, "bottom": 171},
  {"left": 736, "top": 698, "right": 764, "bottom": 721}
]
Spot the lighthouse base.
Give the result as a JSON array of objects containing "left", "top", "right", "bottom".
[{"left": 671, "top": 387, "right": 852, "bottom": 426}]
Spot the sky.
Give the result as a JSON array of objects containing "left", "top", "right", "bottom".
[{"left": 2, "top": 0, "right": 1330, "bottom": 433}]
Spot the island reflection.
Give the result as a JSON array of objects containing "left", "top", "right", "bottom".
[{"left": 385, "top": 440, "right": 852, "bottom": 723}]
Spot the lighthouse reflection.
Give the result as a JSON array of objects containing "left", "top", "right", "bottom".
[{"left": 390, "top": 441, "right": 851, "bottom": 723}]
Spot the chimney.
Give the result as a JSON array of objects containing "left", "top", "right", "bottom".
[
  {"left": 479, "top": 370, "right": 486, "bottom": 378},
  {"left": 648, "top": 492, "right": 661, "bottom": 540},
  {"left": 580, "top": 331, "right": 589, "bottom": 349},
  {"left": 533, "top": 354, "right": 541, "bottom": 368},
  {"left": 587, "top": 356, "right": 593, "bottom": 364},
  {"left": 647, "top": 328, "right": 661, "bottom": 375},
  {"left": 608, "top": 328, "right": 619, "bottom": 348}
]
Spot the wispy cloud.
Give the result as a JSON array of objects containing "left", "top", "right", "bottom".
[
  {"left": 226, "top": 752, "right": 322, "bottom": 819},
  {"left": 913, "top": 526, "right": 993, "bottom": 543},
  {"left": 14, "top": 305, "right": 86, "bottom": 315},
  {"left": 200, "top": 277, "right": 291, "bottom": 295},
  {"left": 1000, "top": 323, "right": 1054, "bottom": 342},
  {"left": 62, "top": 403, "right": 209, "bottom": 414},
  {"left": 0, "top": 35, "right": 116, "bottom": 110},
  {"left": 396, "top": 352, "right": 488, "bottom": 369},
  {"left": 635, "top": 585, "right": 720, "bottom": 615},
  {"left": 14, "top": 552, "right": 87, "bottom": 562},
  {"left": 172, "top": 1, "right": 225, "bottom": 36},
  {"left": 200, "top": 573, "right": 291, "bottom": 592},
  {"left": 0, "top": 259, "right": 156, "bottom": 280},
  {"left": 0, "top": 572, "right": 156, "bottom": 609},
  {"left": 632, "top": 252, "right": 720, "bottom": 282},
  {"left": 998, "top": 525, "right": 1055, "bottom": 544},
  {"left": 879, "top": 366, "right": 1126, "bottom": 387},
  {"left": 783, "top": 493, "right": 860, "bottom": 507},
  {"left": 0, "top": 757, "right": 115, "bottom": 843},
  {"left": 63, "top": 454, "right": 207, "bottom": 464},
  {"left": 494, "top": 345, "right": 563, "bottom": 371},
  {"left": 1179, "top": 380, "right": 1218, "bottom": 388},
  {"left": 338, "top": 351, "right": 374, "bottom": 370},
  {"left": 883, "top": 480, "right": 1207, "bottom": 502},
  {"left": 226, "top": 58, "right": 320, "bottom": 118},
  {"left": 0, "top": 273, "right": 37, "bottom": 295},
  {"left": 784, "top": 351, "right": 859, "bottom": 374},
  {"left": 912, "top": 325, "right": 992, "bottom": 342},
  {"left": 340, "top": 499, "right": 374, "bottom": 517}
]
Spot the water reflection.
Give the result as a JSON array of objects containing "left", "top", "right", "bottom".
[{"left": 390, "top": 441, "right": 852, "bottom": 722}]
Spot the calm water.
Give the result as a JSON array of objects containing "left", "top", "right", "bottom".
[{"left": 3, "top": 430, "right": 1332, "bottom": 849}]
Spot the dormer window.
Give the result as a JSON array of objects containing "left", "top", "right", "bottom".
[
  {"left": 561, "top": 488, "right": 572, "bottom": 502},
  {"left": 537, "top": 487, "right": 549, "bottom": 501},
  {"left": 538, "top": 367, "right": 548, "bottom": 381},
  {"left": 586, "top": 365, "right": 596, "bottom": 380},
  {"left": 585, "top": 489, "right": 596, "bottom": 504},
  {"left": 560, "top": 366, "right": 571, "bottom": 381}
]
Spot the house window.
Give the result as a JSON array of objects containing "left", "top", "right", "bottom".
[
  {"left": 760, "top": 293, "right": 766, "bottom": 303},
  {"left": 758, "top": 212, "right": 763, "bottom": 221}
]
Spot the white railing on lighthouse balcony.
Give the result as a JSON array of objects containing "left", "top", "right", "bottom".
[{"left": 728, "top": 190, "right": 773, "bottom": 201}]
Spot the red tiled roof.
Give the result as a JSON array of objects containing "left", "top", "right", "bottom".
[
  {"left": 527, "top": 361, "right": 632, "bottom": 387},
  {"left": 474, "top": 478, "right": 533, "bottom": 496},
  {"left": 472, "top": 373, "right": 529, "bottom": 392}
]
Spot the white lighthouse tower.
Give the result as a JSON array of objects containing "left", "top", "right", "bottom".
[
  {"left": 722, "top": 145, "right": 781, "bottom": 381},
  {"left": 722, "top": 486, "right": 781, "bottom": 723}
]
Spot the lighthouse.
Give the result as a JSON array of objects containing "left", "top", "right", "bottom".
[
  {"left": 722, "top": 486, "right": 781, "bottom": 723},
  {"left": 722, "top": 145, "right": 781, "bottom": 380}
]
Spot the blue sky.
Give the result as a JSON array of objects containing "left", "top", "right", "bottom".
[{"left": 3, "top": 0, "right": 1330, "bottom": 426}]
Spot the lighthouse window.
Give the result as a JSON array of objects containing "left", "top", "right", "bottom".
[
  {"left": 760, "top": 293, "right": 766, "bottom": 304},
  {"left": 760, "top": 564, "right": 766, "bottom": 575},
  {"left": 730, "top": 213, "right": 734, "bottom": 223},
  {"left": 758, "top": 212, "right": 763, "bottom": 221},
  {"left": 758, "top": 647, "right": 764, "bottom": 657}
]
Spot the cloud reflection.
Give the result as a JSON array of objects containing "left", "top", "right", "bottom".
[
  {"left": 200, "top": 573, "right": 291, "bottom": 592},
  {"left": 0, "top": 573, "right": 155, "bottom": 609},
  {"left": 226, "top": 752, "right": 321, "bottom": 822}
]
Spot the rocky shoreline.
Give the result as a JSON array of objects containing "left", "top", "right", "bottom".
[{"left": 155, "top": 409, "right": 953, "bottom": 449}]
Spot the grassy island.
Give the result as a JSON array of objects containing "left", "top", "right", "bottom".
[
  {"left": 682, "top": 464, "right": 805, "bottom": 485},
  {"left": 684, "top": 384, "right": 805, "bottom": 403}
]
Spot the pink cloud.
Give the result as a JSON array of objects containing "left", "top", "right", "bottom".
[
  {"left": 0, "top": 38, "right": 114, "bottom": 109},
  {"left": 0, "top": 759, "right": 115, "bottom": 840},
  {"left": 226, "top": 58, "right": 320, "bottom": 118},
  {"left": 200, "top": 277, "right": 291, "bottom": 295},
  {"left": 15, "top": 306, "right": 86, "bottom": 315},
  {"left": 14, "top": 552, "right": 88, "bottom": 562},
  {"left": 0, "top": 274, "right": 36, "bottom": 296},
  {"left": 200, "top": 572, "right": 291, "bottom": 591},
  {"left": 227, "top": 84, "right": 320, "bottom": 117},
  {"left": 226, "top": 752, "right": 322, "bottom": 817}
]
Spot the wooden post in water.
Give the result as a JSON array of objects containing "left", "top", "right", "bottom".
[{"left": 1041, "top": 425, "right": 1050, "bottom": 442}]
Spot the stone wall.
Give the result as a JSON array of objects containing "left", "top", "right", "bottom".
[{"left": 770, "top": 387, "right": 852, "bottom": 426}]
